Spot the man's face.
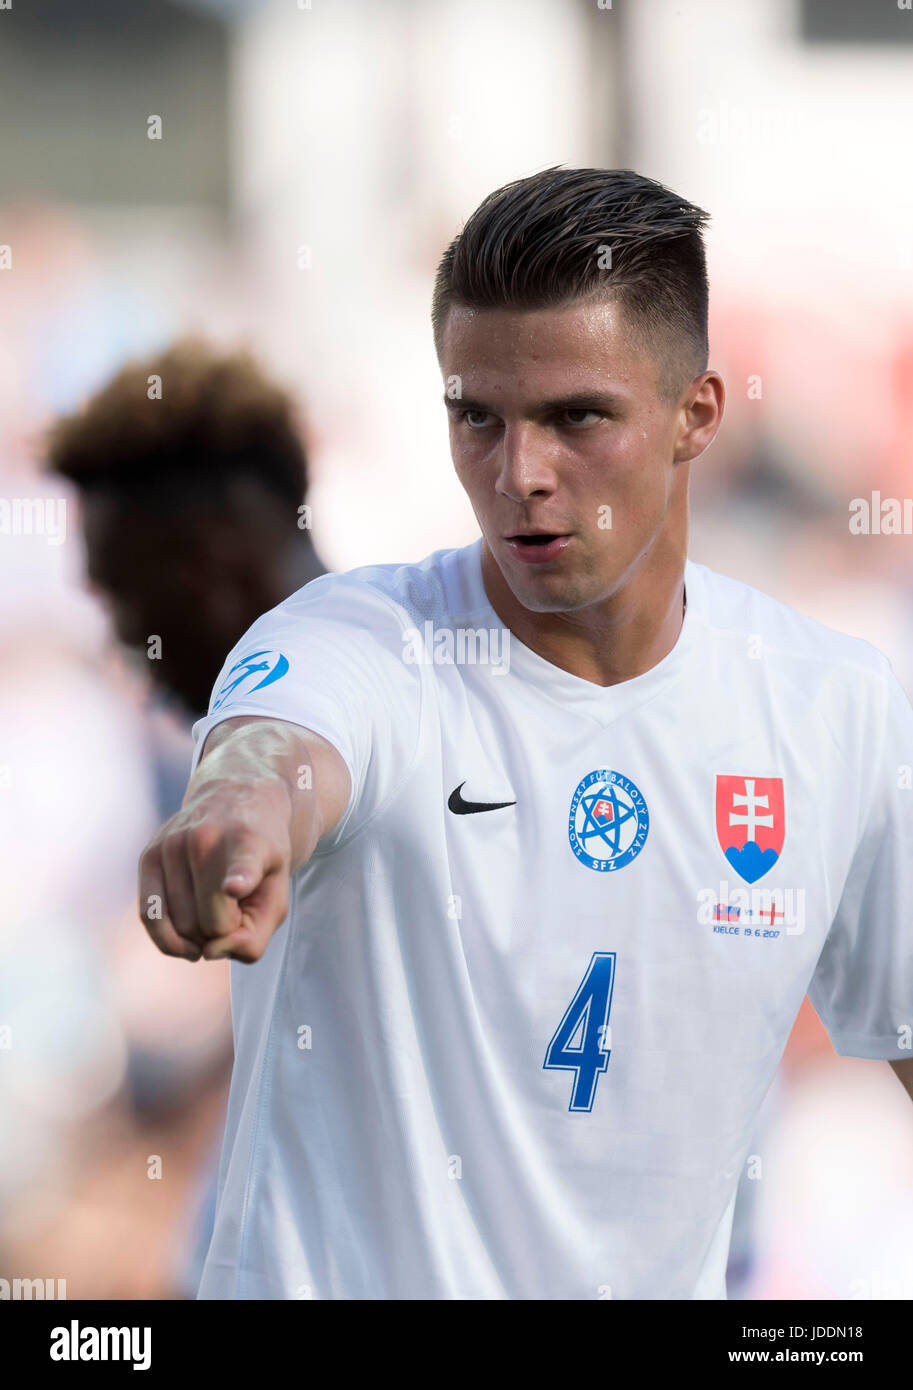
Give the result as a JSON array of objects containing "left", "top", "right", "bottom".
[{"left": 441, "top": 298, "right": 709, "bottom": 614}]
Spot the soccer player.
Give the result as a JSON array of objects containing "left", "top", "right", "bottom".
[
  {"left": 49, "top": 337, "right": 325, "bottom": 1295},
  {"left": 139, "top": 169, "right": 913, "bottom": 1300}
]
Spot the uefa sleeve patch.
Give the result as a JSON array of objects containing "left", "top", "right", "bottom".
[{"left": 212, "top": 649, "right": 290, "bottom": 712}]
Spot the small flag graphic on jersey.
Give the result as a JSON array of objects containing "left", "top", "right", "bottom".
[{"left": 715, "top": 775, "right": 784, "bottom": 884}]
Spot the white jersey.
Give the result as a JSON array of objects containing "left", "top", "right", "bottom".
[{"left": 192, "top": 540, "right": 913, "bottom": 1300}]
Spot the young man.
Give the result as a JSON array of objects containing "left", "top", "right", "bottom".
[
  {"left": 139, "top": 168, "right": 913, "bottom": 1300},
  {"left": 49, "top": 338, "right": 326, "bottom": 1293}
]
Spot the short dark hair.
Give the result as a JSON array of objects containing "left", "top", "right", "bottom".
[
  {"left": 47, "top": 337, "right": 308, "bottom": 512},
  {"left": 431, "top": 166, "right": 710, "bottom": 400}
]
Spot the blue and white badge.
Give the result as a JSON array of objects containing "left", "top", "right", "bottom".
[
  {"left": 568, "top": 769, "right": 649, "bottom": 872},
  {"left": 212, "top": 649, "right": 290, "bottom": 712}
]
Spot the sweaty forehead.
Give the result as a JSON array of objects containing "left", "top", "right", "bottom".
[{"left": 440, "top": 299, "right": 658, "bottom": 395}]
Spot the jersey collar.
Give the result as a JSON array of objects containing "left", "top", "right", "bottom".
[{"left": 454, "top": 538, "right": 702, "bottom": 727}]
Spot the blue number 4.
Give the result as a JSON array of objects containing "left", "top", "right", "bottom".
[{"left": 544, "top": 952, "right": 616, "bottom": 1112}]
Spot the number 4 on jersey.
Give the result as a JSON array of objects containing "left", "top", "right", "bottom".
[{"left": 544, "top": 952, "right": 616, "bottom": 1112}]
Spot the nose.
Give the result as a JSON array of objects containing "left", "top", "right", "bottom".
[{"left": 495, "top": 423, "right": 558, "bottom": 503}]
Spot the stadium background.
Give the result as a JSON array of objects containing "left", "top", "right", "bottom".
[{"left": 2, "top": 0, "right": 912, "bottom": 1299}]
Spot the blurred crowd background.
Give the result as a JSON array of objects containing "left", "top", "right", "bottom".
[{"left": 2, "top": 0, "right": 913, "bottom": 1300}]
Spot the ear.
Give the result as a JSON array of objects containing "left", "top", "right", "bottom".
[{"left": 673, "top": 371, "right": 725, "bottom": 464}]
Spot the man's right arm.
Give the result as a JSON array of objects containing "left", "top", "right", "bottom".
[{"left": 138, "top": 716, "right": 351, "bottom": 964}]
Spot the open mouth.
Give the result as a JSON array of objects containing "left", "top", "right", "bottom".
[{"left": 505, "top": 533, "right": 571, "bottom": 564}]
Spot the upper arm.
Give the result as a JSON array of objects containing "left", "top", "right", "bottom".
[{"left": 189, "top": 579, "right": 423, "bottom": 846}]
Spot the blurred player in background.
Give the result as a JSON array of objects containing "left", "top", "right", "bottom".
[
  {"left": 48, "top": 337, "right": 325, "bottom": 724},
  {"left": 47, "top": 338, "right": 324, "bottom": 1293}
]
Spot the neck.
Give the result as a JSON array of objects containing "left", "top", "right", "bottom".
[
  {"left": 275, "top": 535, "right": 326, "bottom": 597},
  {"left": 480, "top": 531, "right": 688, "bottom": 688}
]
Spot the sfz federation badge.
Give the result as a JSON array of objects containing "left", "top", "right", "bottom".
[{"left": 568, "top": 769, "right": 649, "bottom": 872}]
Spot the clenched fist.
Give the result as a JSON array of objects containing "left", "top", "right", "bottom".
[{"left": 137, "top": 716, "right": 350, "bottom": 963}]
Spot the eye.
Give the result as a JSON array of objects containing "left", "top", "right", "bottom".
[
  {"left": 460, "top": 409, "right": 498, "bottom": 429},
  {"left": 560, "top": 408, "right": 603, "bottom": 427}
]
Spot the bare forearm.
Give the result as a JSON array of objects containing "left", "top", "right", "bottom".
[{"left": 190, "top": 717, "right": 336, "bottom": 873}]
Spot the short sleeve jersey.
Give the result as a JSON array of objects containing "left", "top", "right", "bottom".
[{"left": 191, "top": 541, "right": 913, "bottom": 1300}]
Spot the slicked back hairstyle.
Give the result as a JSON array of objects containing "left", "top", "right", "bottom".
[
  {"left": 47, "top": 337, "right": 308, "bottom": 513},
  {"left": 431, "top": 166, "right": 710, "bottom": 400}
]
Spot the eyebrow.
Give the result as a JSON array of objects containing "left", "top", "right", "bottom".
[{"left": 442, "top": 391, "right": 628, "bottom": 415}]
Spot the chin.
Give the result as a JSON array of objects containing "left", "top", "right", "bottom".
[{"left": 508, "top": 574, "right": 601, "bottom": 614}]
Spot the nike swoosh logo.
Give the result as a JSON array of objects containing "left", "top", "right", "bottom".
[{"left": 448, "top": 782, "right": 517, "bottom": 815}]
